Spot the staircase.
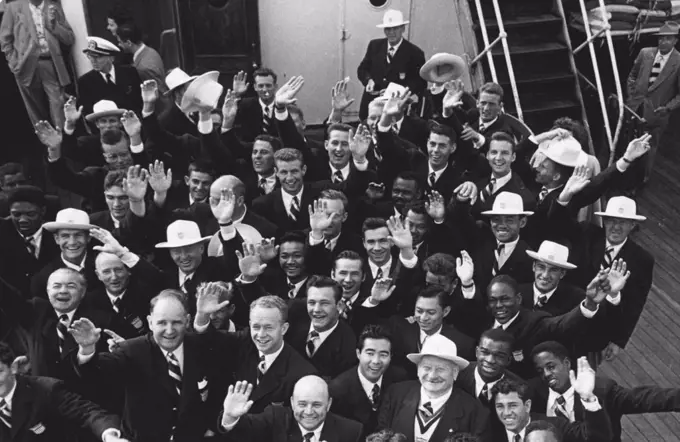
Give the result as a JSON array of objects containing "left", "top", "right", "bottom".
[{"left": 469, "top": 0, "right": 584, "bottom": 132}]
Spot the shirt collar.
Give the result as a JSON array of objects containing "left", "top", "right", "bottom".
[
  {"left": 479, "top": 116, "right": 499, "bottom": 131},
  {"left": 474, "top": 367, "right": 504, "bottom": 397},
  {"left": 297, "top": 423, "right": 324, "bottom": 442},
  {"left": 309, "top": 320, "right": 339, "bottom": 342},
  {"left": 281, "top": 186, "right": 304, "bottom": 208},
  {"left": 106, "top": 290, "right": 126, "bottom": 305},
  {"left": 605, "top": 238, "right": 627, "bottom": 259},
  {"left": 494, "top": 311, "right": 520, "bottom": 330},
  {"left": 55, "top": 309, "right": 77, "bottom": 325},
  {"left": 389, "top": 38, "right": 404, "bottom": 53},
  {"left": 368, "top": 257, "right": 392, "bottom": 279},
  {"left": 110, "top": 213, "right": 121, "bottom": 229},
  {"left": 260, "top": 342, "right": 285, "bottom": 369},
  {"left": 62, "top": 254, "right": 87, "bottom": 272},
  {"left": 497, "top": 236, "right": 519, "bottom": 250},
  {"left": 100, "top": 65, "right": 116, "bottom": 83},
  {"left": 419, "top": 324, "right": 443, "bottom": 344},
  {"left": 506, "top": 425, "right": 527, "bottom": 442},
  {"left": 357, "top": 366, "right": 383, "bottom": 398},
  {"left": 428, "top": 162, "right": 448, "bottom": 179},
  {"left": 419, "top": 386, "right": 452, "bottom": 412},
  {"left": 329, "top": 162, "right": 351, "bottom": 180},
  {"left": 287, "top": 277, "right": 308, "bottom": 298},
  {"left": 533, "top": 284, "right": 559, "bottom": 305},
  {"left": 178, "top": 269, "right": 196, "bottom": 286},
  {"left": 491, "top": 171, "right": 513, "bottom": 192},
  {"left": 1, "top": 380, "right": 17, "bottom": 410},
  {"left": 259, "top": 99, "right": 273, "bottom": 115},
  {"left": 548, "top": 385, "right": 575, "bottom": 413},
  {"left": 133, "top": 43, "right": 146, "bottom": 63},
  {"left": 23, "top": 227, "right": 43, "bottom": 244},
  {"left": 392, "top": 116, "right": 405, "bottom": 132},
  {"left": 166, "top": 343, "right": 185, "bottom": 369}
]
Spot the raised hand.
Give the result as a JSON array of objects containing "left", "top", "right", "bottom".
[
  {"left": 624, "top": 133, "right": 651, "bottom": 161},
  {"left": 460, "top": 126, "right": 482, "bottom": 144},
  {"left": 603, "top": 341, "right": 621, "bottom": 361},
  {"left": 454, "top": 181, "right": 478, "bottom": 205},
  {"left": 211, "top": 188, "right": 236, "bottom": 225},
  {"left": 383, "top": 87, "right": 412, "bottom": 117},
  {"left": 259, "top": 237, "right": 279, "bottom": 262},
  {"left": 35, "top": 121, "right": 62, "bottom": 159},
  {"left": 331, "top": 78, "right": 355, "bottom": 111},
  {"left": 141, "top": 79, "right": 159, "bottom": 104},
  {"left": 121, "top": 110, "right": 142, "bottom": 137},
  {"left": 148, "top": 160, "right": 172, "bottom": 194},
  {"left": 570, "top": 357, "right": 596, "bottom": 400},
  {"left": 370, "top": 277, "right": 396, "bottom": 304},
  {"left": 605, "top": 258, "right": 630, "bottom": 294},
  {"left": 308, "top": 199, "right": 338, "bottom": 235},
  {"left": 559, "top": 165, "right": 591, "bottom": 202},
  {"left": 69, "top": 318, "right": 101, "bottom": 351},
  {"left": 442, "top": 79, "right": 464, "bottom": 111},
  {"left": 456, "top": 250, "right": 474, "bottom": 286},
  {"left": 274, "top": 76, "right": 305, "bottom": 107},
  {"left": 232, "top": 71, "right": 250, "bottom": 97},
  {"left": 425, "top": 191, "right": 446, "bottom": 222},
  {"left": 349, "top": 124, "right": 371, "bottom": 160},
  {"left": 530, "top": 148, "right": 548, "bottom": 169},
  {"left": 64, "top": 96, "right": 83, "bottom": 124},
  {"left": 236, "top": 243, "right": 267, "bottom": 279},
  {"left": 222, "top": 381, "right": 254, "bottom": 423},
  {"left": 196, "top": 282, "right": 232, "bottom": 316},
  {"left": 122, "top": 165, "right": 149, "bottom": 202},
  {"left": 102, "top": 329, "right": 125, "bottom": 352},
  {"left": 585, "top": 269, "right": 609, "bottom": 306},
  {"left": 386, "top": 215, "right": 412, "bottom": 250},
  {"left": 221, "top": 89, "right": 240, "bottom": 129},
  {"left": 90, "top": 227, "right": 127, "bottom": 256}
]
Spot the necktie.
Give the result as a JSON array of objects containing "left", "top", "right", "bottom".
[
  {"left": 24, "top": 236, "right": 36, "bottom": 258},
  {"left": 323, "top": 238, "right": 333, "bottom": 250},
  {"left": 492, "top": 243, "right": 505, "bottom": 276},
  {"left": 181, "top": 275, "right": 192, "bottom": 294},
  {"left": 263, "top": 106, "right": 272, "bottom": 134},
  {"left": 287, "top": 282, "right": 296, "bottom": 299},
  {"left": 290, "top": 196, "right": 301, "bottom": 221},
  {"left": 56, "top": 314, "right": 69, "bottom": 354},
  {"left": 649, "top": 59, "right": 662, "bottom": 85},
  {"left": 105, "top": 73, "right": 113, "bottom": 85},
  {"left": 342, "top": 297, "right": 354, "bottom": 314},
  {"left": 391, "top": 123, "right": 399, "bottom": 134},
  {"left": 554, "top": 395, "right": 570, "bottom": 420},
  {"left": 479, "top": 383, "right": 490, "bottom": 406},
  {"left": 536, "top": 294, "right": 548, "bottom": 308},
  {"left": 601, "top": 246, "right": 615, "bottom": 270},
  {"left": 375, "top": 267, "right": 384, "bottom": 280},
  {"left": 428, "top": 172, "right": 437, "bottom": 188},
  {"left": 333, "top": 170, "right": 344, "bottom": 183},
  {"left": 306, "top": 330, "right": 319, "bottom": 357},
  {"left": 371, "top": 384, "right": 381, "bottom": 410},
  {"left": 167, "top": 352, "right": 182, "bottom": 396},
  {"left": 257, "top": 354, "right": 266, "bottom": 384},
  {"left": 303, "top": 432, "right": 314, "bottom": 442},
  {"left": 422, "top": 401, "right": 434, "bottom": 416},
  {"left": 0, "top": 398, "right": 11, "bottom": 428},
  {"left": 480, "top": 177, "right": 496, "bottom": 203},
  {"left": 538, "top": 187, "right": 549, "bottom": 203},
  {"left": 514, "top": 433, "right": 522, "bottom": 442},
  {"left": 259, "top": 177, "right": 268, "bottom": 195},
  {"left": 387, "top": 46, "right": 395, "bottom": 64},
  {"left": 479, "top": 123, "right": 486, "bottom": 133},
  {"left": 112, "top": 297, "right": 122, "bottom": 314}
]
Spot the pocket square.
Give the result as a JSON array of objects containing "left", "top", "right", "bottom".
[
  {"left": 30, "top": 423, "right": 46, "bottom": 434},
  {"left": 198, "top": 377, "right": 209, "bottom": 402}
]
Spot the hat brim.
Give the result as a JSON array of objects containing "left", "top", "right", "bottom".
[
  {"left": 407, "top": 352, "right": 469, "bottom": 369},
  {"left": 43, "top": 222, "right": 95, "bottom": 232},
  {"left": 164, "top": 76, "right": 198, "bottom": 96},
  {"left": 594, "top": 212, "right": 646, "bottom": 221},
  {"left": 526, "top": 250, "right": 577, "bottom": 270},
  {"left": 83, "top": 48, "right": 118, "bottom": 56},
  {"left": 419, "top": 55, "right": 467, "bottom": 83},
  {"left": 84, "top": 109, "right": 125, "bottom": 122},
  {"left": 155, "top": 236, "right": 212, "bottom": 249},
  {"left": 376, "top": 20, "right": 409, "bottom": 28},
  {"left": 481, "top": 209, "right": 534, "bottom": 216},
  {"left": 544, "top": 149, "right": 588, "bottom": 168},
  {"left": 180, "top": 71, "right": 222, "bottom": 113}
]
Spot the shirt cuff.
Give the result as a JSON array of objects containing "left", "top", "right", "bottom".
[
  {"left": 462, "top": 284, "right": 476, "bottom": 299},
  {"left": 606, "top": 292, "right": 622, "bottom": 305},
  {"left": 141, "top": 110, "right": 153, "bottom": 119},
  {"left": 399, "top": 253, "right": 418, "bottom": 269},
  {"left": 377, "top": 124, "right": 391, "bottom": 133},
  {"left": 275, "top": 107, "right": 289, "bottom": 121},
  {"left": 616, "top": 161, "right": 626, "bottom": 173},
  {"left": 221, "top": 416, "right": 240, "bottom": 431},
  {"left": 64, "top": 125, "right": 75, "bottom": 136},
  {"left": 194, "top": 320, "right": 209, "bottom": 333},
  {"left": 130, "top": 143, "right": 144, "bottom": 154},
  {"left": 434, "top": 219, "right": 444, "bottom": 225},
  {"left": 197, "top": 119, "right": 212, "bottom": 135},
  {"left": 220, "top": 226, "right": 237, "bottom": 241},
  {"left": 581, "top": 397, "right": 602, "bottom": 411},
  {"left": 119, "top": 252, "right": 140, "bottom": 268},
  {"left": 235, "top": 274, "right": 255, "bottom": 285},
  {"left": 77, "top": 351, "right": 95, "bottom": 364},
  {"left": 308, "top": 231, "right": 324, "bottom": 246},
  {"left": 221, "top": 127, "right": 232, "bottom": 133},
  {"left": 580, "top": 301, "right": 599, "bottom": 318},
  {"left": 353, "top": 159, "right": 368, "bottom": 171},
  {"left": 101, "top": 429, "right": 121, "bottom": 442},
  {"left": 528, "top": 135, "right": 538, "bottom": 144},
  {"left": 361, "top": 298, "right": 378, "bottom": 308}
]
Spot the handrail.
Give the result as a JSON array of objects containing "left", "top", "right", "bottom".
[
  {"left": 471, "top": 0, "right": 524, "bottom": 121},
  {"left": 574, "top": 0, "right": 625, "bottom": 166}
]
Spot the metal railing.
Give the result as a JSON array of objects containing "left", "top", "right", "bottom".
[
  {"left": 562, "top": 0, "right": 625, "bottom": 166},
  {"left": 470, "top": 0, "right": 524, "bottom": 121}
]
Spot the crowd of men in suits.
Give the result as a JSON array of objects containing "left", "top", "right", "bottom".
[{"left": 1, "top": 5, "right": 680, "bottom": 442}]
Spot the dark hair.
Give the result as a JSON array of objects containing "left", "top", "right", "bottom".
[
  {"left": 7, "top": 185, "right": 45, "bottom": 208},
  {"left": 253, "top": 67, "right": 277, "bottom": 84},
  {"left": 107, "top": 3, "right": 133, "bottom": 25},
  {"left": 525, "top": 421, "right": 563, "bottom": 441},
  {"left": 404, "top": 199, "right": 428, "bottom": 217},
  {"left": 279, "top": 230, "right": 307, "bottom": 247},
  {"left": 150, "top": 289, "right": 189, "bottom": 315},
  {"left": 393, "top": 170, "right": 423, "bottom": 193},
  {"left": 489, "top": 131, "right": 516, "bottom": 152},
  {"left": 491, "top": 377, "right": 530, "bottom": 403},
  {"left": 254, "top": 134, "right": 283, "bottom": 152},
  {"left": 362, "top": 217, "right": 388, "bottom": 235},
  {"left": 100, "top": 128, "right": 127, "bottom": 146},
  {"left": 530, "top": 340, "right": 571, "bottom": 363},
  {"left": 552, "top": 117, "right": 588, "bottom": 152},
  {"left": 416, "top": 284, "right": 450, "bottom": 308},
  {"left": 422, "top": 253, "right": 456, "bottom": 277},
  {"left": 0, "top": 342, "right": 16, "bottom": 367},
  {"left": 0, "top": 162, "right": 24, "bottom": 180},
  {"left": 430, "top": 123, "right": 457, "bottom": 144},
  {"left": 334, "top": 250, "right": 364, "bottom": 270},
  {"left": 319, "top": 189, "right": 348, "bottom": 211},
  {"left": 357, "top": 324, "right": 393, "bottom": 352},
  {"left": 479, "top": 82, "right": 504, "bottom": 101},
  {"left": 326, "top": 122, "right": 353, "bottom": 138},
  {"left": 104, "top": 169, "right": 126, "bottom": 191},
  {"left": 306, "top": 275, "right": 343, "bottom": 302},
  {"left": 116, "top": 22, "right": 142, "bottom": 43},
  {"left": 187, "top": 160, "right": 218, "bottom": 179},
  {"left": 365, "top": 429, "right": 408, "bottom": 442},
  {"left": 479, "top": 328, "right": 515, "bottom": 349},
  {"left": 487, "top": 274, "right": 519, "bottom": 297}
]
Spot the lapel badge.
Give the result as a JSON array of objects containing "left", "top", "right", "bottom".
[{"left": 30, "top": 423, "right": 46, "bottom": 434}]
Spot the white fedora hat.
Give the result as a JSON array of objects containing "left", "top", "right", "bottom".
[
  {"left": 481, "top": 192, "right": 534, "bottom": 216},
  {"left": 526, "top": 240, "right": 576, "bottom": 270},
  {"left": 43, "top": 208, "right": 95, "bottom": 232},
  {"left": 420, "top": 53, "right": 467, "bottom": 84},
  {"left": 83, "top": 36, "right": 120, "bottom": 56},
  {"left": 165, "top": 68, "right": 197, "bottom": 95},
  {"left": 85, "top": 100, "right": 125, "bottom": 122},
  {"left": 594, "top": 196, "right": 646, "bottom": 221},
  {"left": 155, "top": 220, "right": 211, "bottom": 249},
  {"left": 377, "top": 9, "right": 410, "bottom": 28},
  {"left": 407, "top": 334, "right": 469, "bottom": 369},
  {"left": 180, "top": 71, "right": 223, "bottom": 114},
  {"left": 543, "top": 136, "right": 588, "bottom": 168}
]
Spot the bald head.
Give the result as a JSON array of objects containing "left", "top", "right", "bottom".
[
  {"left": 210, "top": 175, "right": 246, "bottom": 200},
  {"left": 293, "top": 375, "right": 329, "bottom": 400},
  {"left": 95, "top": 251, "right": 122, "bottom": 269},
  {"left": 291, "top": 375, "right": 332, "bottom": 431}
]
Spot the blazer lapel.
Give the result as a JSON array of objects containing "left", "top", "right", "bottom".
[
  {"left": 252, "top": 344, "right": 289, "bottom": 401},
  {"left": 10, "top": 377, "right": 32, "bottom": 438},
  {"left": 151, "top": 339, "right": 178, "bottom": 400},
  {"left": 395, "top": 387, "right": 419, "bottom": 441},
  {"left": 430, "top": 390, "right": 466, "bottom": 441},
  {"left": 273, "top": 190, "right": 288, "bottom": 222},
  {"left": 22, "top": 2, "right": 39, "bottom": 44},
  {"left": 319, "top": 414, "right": 340, "bottom": 442},
  {"left": 179, "top": 339, "right": 200, "bottom": 413},
  {"left": 650, "top": 50, "right": 680, "bottom": 92},
  {"left": 405, "top": 322, "right": 421, "bottom": 353}
]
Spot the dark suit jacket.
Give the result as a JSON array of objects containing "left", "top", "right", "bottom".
[
  {"left": 530, "top": 375, "right": 680, "bottom": 442},
  {"left": 157, "top": 104, "right": 199, "bottom": 138},
  {"left": 90, "top": 209, "right": 155, "bottom": 256},
  {"left": 304, "top": 230, "right": 366, "bottom": 277},
  {"left": 234, "top": 97, "right": 278, "bottom": 142},
  {"left": 76, "top": 66, "right": 142, "bottom": 117},
  {"left": 472, "top": 173, "right": 536, "bottom": 218},
  {"left": 30, "top": 254, "right": 100, "bottom": 299},
  {"left": 0, "top": 223, "right": 59, "bottom": 297},
  {"left": 75, "top": 333, "right": 221, "bottom": 442},
  {"left": 377, "top": 380, "right": 491, "bottom": 442},
  {"left": 227, "top": 404, "right": 363, "bottom": 442},
  {"left": 286, "top": 318, "right": 357, "bottom": 380},
  {"left": 328, "top": 364, "right": 408, "bottom": 437},
  {"left": 397, "top": 115, "right": 431, "bottom": 150},
  {"left": 184, "top": 203, "right": 277, "bottom": 239},
  {"left": 250, "top": 187, "right": 318, "bottom": 237},
  {"left": 466, "top": 110, "right": 532, "bottom": 154},
  {"left": 0, "top": 375, "right": 120, "bottom": 442},
  {"left": 519, "top": 283, "right": 585, "bottom": 317}
]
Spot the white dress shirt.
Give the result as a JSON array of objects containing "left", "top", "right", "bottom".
[
  {"left": 533, "top": 285, "right": 559, "bottom": 306},
  {"left": 281, "top": 187, "right": 304, "bottom": 218},
  {"left": 415, "top": 387, "right": 452, "bottom": 441},
  {"left": 329, "top": 163, "right": 351, "bottom": 182},
  {"left": 100, "top": 65, "right": 116, "bottom": 84},
  {"left": 506, "top": 426, "right": 527, "bottom": 442},
  {"left": 369, "top": 257, "right": 392, "bottom": 280},
  {"left": 257, "top": 173, "right": 277, "bottom": 194},
  {"left": 419, "top": 325, "right": 443, "bottom": 348},
  {"left": 308, "top": 321, "right": 339, "bottom": 350},
  {"left": 547, "top": 385, "right": 575, "bottom": 422},
  {"left": 0, "top": 381, "right": 17, "bottom": 411},
  {"left": 62, "top": 254, "right": 87, "bottom": 272},
  {"left": 166, "top": 343, "right": 185, "bottom": 373},
  {"left": 297, "top": 423, "right": 324, "bottom": 442},
  {"left": 259, "top": 342, "right": 285, "bottom": 372},
  {"left": 654, "top": 51, "right": 671, "bottom": 73},
  {"left": 288, "top": 277, "right": 308, "bottom": 298},
  {"left": 427, "top": 163, "right": 448, "bottom": 184},
  {"left": 491, "top": 171, "right": 513, "bottom": 194},
  {"left": 357, "top": 367, "right": 383, "bottom": 399},
  {"left": 178, "top": 269, "right": 196, "bottom": 289},
  {"left": 493, "top": 311, "right": 520, "bottom": 330},
  {"left": 260, "top": 100, "right": 273, "bottom": 119},
  {"left": 497, "top": 237, "right": 519, "bottom": 269},
  {"left": 22, "top": 228, "right": 44, "bottom": 259},
  {"left": 474, "top": 368, "right": 504, "bottom": 399}
]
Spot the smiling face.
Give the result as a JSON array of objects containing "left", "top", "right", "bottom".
[
  {"left": 147, "top": 296, "right": 190, "bottom": 352},
  {"left": 417, "top": 355, "right": 457, "bottom": 397},
  {"left": 252, "top": 140, "right": 275, "bottom": 176},
  {"left": 495, "top": 392, "right": 531, "bottom": 433},
  {"left": 487, "top": 140, "right": 515, "bottom": 177},
  {"left": 603, "top": 217, "right": 636, "bottom": 245},
  {"left": 533, "top": 351, "right": 571, "bottom": 393},
  {"left": 184, "top": 171, "right": 213, "bottom": 203},
  {"left": 427, "top": 133, "right": 455, "bottom": 170},
  {"left": 325, "top": 129, "right": 351, "bottom": 170},
  {"left": 414, "top": 296, "right": 449, "bottom": 335},
  {"left": 10, "top": 201, "right": 44, "bottom": 236},
  {"left": 357, "top": 337, "right": 391, "bottom": 383},
  {"left": 254, "top": 74, "right": 276, "bottom": 105},
  {"left": 47, "top": 269, "right": 86, "bottom": 313},
  {"left": 363, "top": 227, "right": 392, "bottom": 266},
  {"left": 332, "top": 258, "right": 364, "bottom": 299},
  {"left": 391, "top": 178, "right": 420, "bottom": 213},
  {"left": 291, "top": 377, "right": 331, "bottom": 431},
  {"left": 533, "top": 261, "right": 566, "bottom": 293},
  {"left": 279, "top": 241, "right": 306, "bottom": 280},
  {"left": 95, "top": 253, "right": 131, "bottom": 296},
  {"left": 95, "top": 115, "right": 122, "bottom": 132},
  {"left": 275, "top": 159, "right": 306, "bottom": 195},
  {"left": 55, "top": 229, "right": 89, "bottom": 262},
  {"left": 102, "top": 140, "right": 133, "bottom": 171},
  {"left": 250, "top": 306, "right": 288, "bottom": 354},
  {"left": 306, "top": 287, "right": 341, "bottom": 333},
  {"left": 490, "top": 215, "right": 525, "bottom": 243},
  {"left": 476, "top": 337, "right": 512, "bottom": 382},
  {"left": 487, "top": 281, "right": 522, "bottom": 324},
  {"left": 169, "top": 243, "right": 205, "bottom": 274}
]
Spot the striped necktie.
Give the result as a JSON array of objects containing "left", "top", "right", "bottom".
[
  {"left": 480, "top": 177, "right": 496, "bottom": 203},
  {"left": 166, "top": 352, "right": 182, "bottom": 396},
  {"left": 492, "top": 243, "right": 505, "bottom": 276},
  {"left": 649, "top": 58, "right": 662, "bottom": 85},
  {"left": 538, "top": 187, "right": 549, "bottom": 203},
  {"left": 257, "top": 355, "right": 266, "bottom": 384},
  {"left": 332, "top": 170, "right": 344, "bottom": 183},
  {"left": 535, "top": 294, "right": 548, "bottom": 308},
  {"left": 56, "top": 314, "right": 69, "bottom": 354},
  {"left": 262, "top": 105, "right": 272, "bottom": 134},
  {"left": 289, "top": 196, "right": 301, "bottom": 221},
  {"left": 371, "top": 384, "right": 380, "bottom": 410},
  {"left": 0, "top": 398, "right": 11, "bottom": 428},
  {"left": 387, "top": 46, "right": 395, "bottom": 64},
  {"left": 601, "top": 246, "right": 615, "bottom": 270},
  {"left": 306, "top": 330, "right": 319, "bottom": 357},
  {"left": 428, "top": 172, "right": 437, "bottom": 188},
  {"left": 554, "top": 395, "right": 570, "bottom": 420}
]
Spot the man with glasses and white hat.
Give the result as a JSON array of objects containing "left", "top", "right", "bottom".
[
  {"left": 158, "top": 67, "right": 199, "bottom": 137},
  {"left": 77, "top": 36, "right": 142, "bottom": 116},
  {"left": 357, "top": 9, "right": 426, "bottom": 121},
  {"left": 377, "top": 334, "right": 491, "bottom": 441}
]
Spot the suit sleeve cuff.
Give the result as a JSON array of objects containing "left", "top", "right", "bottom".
[
  {"left": 581, "top": 397, "right": 602, "bottom": 411},
  {"left": 77, "top": 351, "right": 95, "bottom": 364},
  {"left": 119, "top": 252, "right": 140, "bottom": 268},
  {"left": 361, "top": 298, "right": 378, "bottom": 308},
  {"left": 580, "top": 301, "right": 598, "bottom": 318},
  {"left": 198, "top": 119, "right": 213, "bottom": 135},
  {"left": 606, "top": 292, "right": 622, "bottom": 305},
  {"left": 130, "top": 143, "right": 144, "bottom": 154},
  {"left": 64, "top": 125, "right": 75, "bottom": 136},
  {"left": 101, "top": 429, "right": 121, "bottom": 441},
  {"left": 221, "top": 416, "right": 240, "bottom": 431}
]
